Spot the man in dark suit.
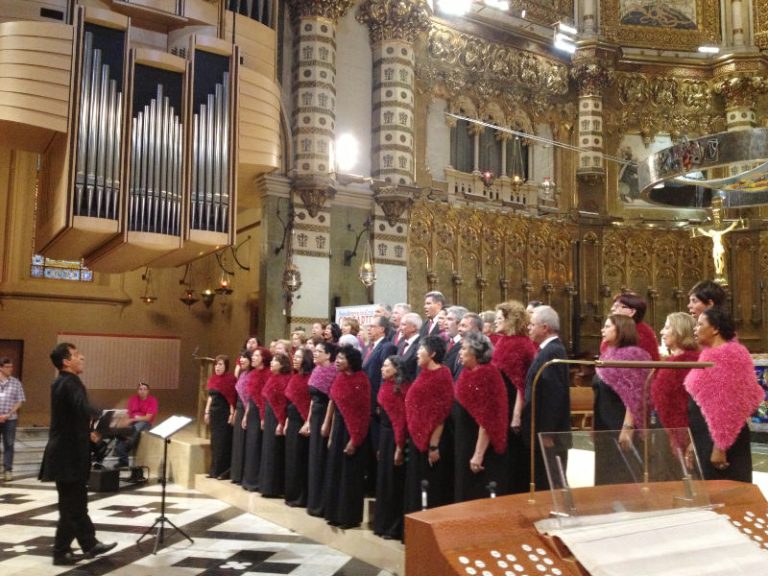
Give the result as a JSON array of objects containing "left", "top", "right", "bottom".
[
  {"left": 39, "top": 343, "right": 117, "bottom": 566},
  {"left": 443, "top": 306, "right": 467, "bottom": 381},
  {"left": 521, "top": 306, "right": 571, "bottom": 490},
  {"left": 419, "top": 291, "right": 445, "bottom": 338},
  {"left": 398, "top": 312, "right": 422, "bottom": 382},
  {"left": 362, "top": 316, "right": 397, "bottom": 493}
]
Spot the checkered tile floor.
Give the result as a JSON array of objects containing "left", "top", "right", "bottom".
[{"left": 0, "top": 477, "right": 389, "bottom": 576}]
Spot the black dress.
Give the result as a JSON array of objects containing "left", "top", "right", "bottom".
[
  {"left": 404, "top": 425, "right": 454, "bottom": 514},
  {"left": 230, "top": 398, "right": 246, "bottom": 484},
  {"left": 452, "top": 401, "right": 508, "bottom": 502},
  {"left": 284, "top": 403, "right": 309, "bottom": 507},
  {"left": 592, "top": 376, "right": 639, "bottom": 485},
  {"left": 323, "top": 411, "right": 367, "bottom": 528},
  {"left": 306, "top": 389, "right": 329, "bottom": 516},
  {"left": 373, "top": 408, "right": 405, "bottom": 539},
  {"left": 208, "top": 390, "right": 233, "bottom": 477},
  {"left": 259, "top": 404, "right": 285, "bottom": 497},
  {"left": 241, "top": 399, "right": 262, "bottom": 491},
  {"left": 689, "top": 395, "right": 753, "bottom": 482}
]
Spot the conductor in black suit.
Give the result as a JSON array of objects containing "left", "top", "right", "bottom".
[
  {"left": 521, "top": 306, "right": 571, "bottom": 490},
  {"left": 39, "top": 343, "right": 117, "bottom": 566}
]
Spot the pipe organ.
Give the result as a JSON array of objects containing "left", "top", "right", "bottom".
[{"left": 36, "top": 7, "right": 238, "bottom": 272}]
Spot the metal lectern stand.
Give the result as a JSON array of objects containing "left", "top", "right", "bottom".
[{"left": 137, "top": 415, "right": 194, "bottom": 553}]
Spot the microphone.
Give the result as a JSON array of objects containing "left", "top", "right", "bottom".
[
  {"left": 487, "top": 481, "right": 497, "bottom": 499},
  {"left": 420, "top": 479, "right": 429, "bottom": 511}
]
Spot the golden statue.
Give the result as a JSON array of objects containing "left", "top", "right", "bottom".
[{"left": 691, "top": 196, "right": 743, "bottom": 285}]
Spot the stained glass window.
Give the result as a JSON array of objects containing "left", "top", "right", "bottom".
[{"left": 31, "top": 255, "right": 93, "bottom": 282}]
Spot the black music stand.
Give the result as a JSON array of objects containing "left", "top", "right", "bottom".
[{"left": 137, "top": 415, "right": 194, "bottom": 553}]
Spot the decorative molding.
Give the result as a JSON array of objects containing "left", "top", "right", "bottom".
[
  {"left": 286, "top": 0, "right": 355, "bottom": 23},
  {"left": 374, "top": 185, "right": 414, "bottom": 226},
  {"left": 356, "top": 0, "right": 431, "bottom": 44}
]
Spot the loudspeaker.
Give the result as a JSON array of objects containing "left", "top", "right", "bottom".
[{"left": 88, "top": 468, "right": 119, "bottom": 492}]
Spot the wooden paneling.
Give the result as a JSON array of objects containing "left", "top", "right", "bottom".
[
  {"left": 0, "top": 0, "right": 68, "bottom": 24},
  {"left": 238, "top": 66, "right": 280, "bottom": 176},
  {"left": 0, "top": 20, "right": 73, "bottom": 135},
  {"left": 223, "top": 11, "right": 275, "bottom": 80},
  {"left": 57, "top": 332, "right": 180, "bottom": 389}
]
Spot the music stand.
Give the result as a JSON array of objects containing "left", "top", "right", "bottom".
[{"left": 137, "top": 415, "right": 194, "bottom": 553}]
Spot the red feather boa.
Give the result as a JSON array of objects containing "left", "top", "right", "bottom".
[
  {"left": 491, "top": 334, "right": 537, "bottom": 394},
  {"left": 377, "top": 378, "right": 410, "bottom": 448},
  {"left": 246, "top": 367, "right": 270, "bottom": 414},
  {"left": 684, "top": 340, "right": 763, "bottom": 450},
  {"left": 262, "top": 372, "right": 292, "bottom": 424},
  {"left": 405, "top": 365, "right": 454, "bottom": 452},
  {"left": 330, "top": 371, "right": 371, "bottom": 447},
  {"left": 285, "top": 372, "right": 311, "bottom": 422},
  {"left": 596, "top": 345, "right": 652, "bottom": 426},
  {"left": 651, "top": 349, "right": 700, "bottom": 431},
  {"left": 207, "top": 372, "right": 237, "bottom": 407},
  {"left": 455, "top": 363, "right": 509, "bottom": 454}
]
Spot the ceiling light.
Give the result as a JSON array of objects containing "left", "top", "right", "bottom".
[
  {"left": 437, "top": 0, "right": 472, "bottom": 16},
  {"left": 698, "top": 45, "right": 720, "bottom": 54}
]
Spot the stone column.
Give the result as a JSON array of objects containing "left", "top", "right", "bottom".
[
  {"left": 285, "top": 0, "right": 353, "bottom": 332},
  {"left": 571, "top": 56, "right": 612, "bottom": 181},
  {"left": 731, "top": 0, "right": 745, "bottom": 47},
  {"left": 582, "top": 0, "right": 596, "bottom": 37},
  {"left": 357, "top": 0, "right": 430, "bottom": 304}
]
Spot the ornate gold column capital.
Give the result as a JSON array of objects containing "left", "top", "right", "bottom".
[
  {"left": 355, "top": 0, "right": 431, "bottom": 44},
  {"left": 713, "top": 75, "right": 768, "bottom": 110},
  {"left": 374, "top": 184, "right": 414, "bottom": 226},
  {"left": 287, "top": 0, "right": 355, "bottom": 22},
  {"left": 293, "top": 175, "right": 337, "bottom": 218},
  {"left": 571, "top": 61, "right": 613, "bottom": 97}
]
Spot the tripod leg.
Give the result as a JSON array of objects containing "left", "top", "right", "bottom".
[{"left": 164, "top": 516, "right": 194, "bottom": 544}]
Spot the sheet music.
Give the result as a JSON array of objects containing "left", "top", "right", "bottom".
[
  {"left": 541, "top": 509, "right": 767, "bottom": 575},
  {"left": 149, "top": 415, "right": 193, "bottom": 439}
]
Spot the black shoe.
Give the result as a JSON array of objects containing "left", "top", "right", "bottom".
[
  {"left": 85, "top": 541, "right": 117, "bottom": 558},
  {"left": 53, "top": 551, "right": 83, "bottom": 566}
]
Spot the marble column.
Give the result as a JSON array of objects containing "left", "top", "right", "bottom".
[{"left": 357, "top": 0, "right": 430, "bottom": 304}]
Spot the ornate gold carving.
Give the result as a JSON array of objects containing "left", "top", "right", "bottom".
[
  {"left": 417, "top": 23, "right": 570, "bottom": 119},
  {"left": 293, "top": 176, "right": 337, "bottom": 218},
  {"left": 571, "top": 62, "right": 613, "bottom": 97},
  {"left": 374, "top": 185, "right": 414, "bottom": 227},
  {"left": 614, "top": 72, "right": 721, "bottom": 143},
  {"left": 600, "top": 0, "right": 720, "bottom": 51},
  {"left": 713, "top": 75, "right": 768, "bottom": 110},
  {"left": 355, "top": 0, "right": 431, "bottom": 44},
  {"left": 515, "top": 1, "right": 574, "bottom": 27},
  {"left": 286, "top": 0, "right": 354, "bottom": 22}
]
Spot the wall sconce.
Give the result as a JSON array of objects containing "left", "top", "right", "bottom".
[
  {"left": 178, "top": 264, "right": 199, "bottom": 307},
  {"left": 481, "top": 170, "right": 495, "bottom": 188},
  {"left": 343, "top": 216, "right": 373, "bottom": 266},
  {"left": 359, "top": 236, "right": 376, "bottom": 288},
  {"left": 140, "top": 267, "right": 157, "bottom": 304},
  {"left": 215, "top": 269, "right": 233, "bottom": 295},
  {"left": 538, "top": 176, "right": 557, "bottom": 202},
  {"left": 282, "top": 262, "right": 303, "bottom": 293}
]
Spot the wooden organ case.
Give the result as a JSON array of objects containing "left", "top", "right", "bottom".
[{"left": 35, "top": 7, "right": 238, "bottom": 272}]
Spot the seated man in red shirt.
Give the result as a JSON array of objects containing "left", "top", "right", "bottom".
[{"left": 115, "top": 382, "right": 158, "bottom": 468}]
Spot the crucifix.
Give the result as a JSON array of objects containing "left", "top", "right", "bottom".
[{"left": 691, "top": 196, "right": 743, "bottom": 286}]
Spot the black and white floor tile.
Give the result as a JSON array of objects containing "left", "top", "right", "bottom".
[{"left": 0, "top": 477, "right": 390, "bottom": 576}]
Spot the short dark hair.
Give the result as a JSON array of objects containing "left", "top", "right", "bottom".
[
  {"left": 701, "top": 307, "right": 736, "bottom": 341},
  {"left": 316, "top": 341, "right": 338, "bottom": 361},
  {"left": 0, "top": 357, "right": 12, "bottom": 367},
  {"left": 689, "top": 280, "right": 727, "bottom": 308},
  {"left": 421, "top": 335, "right": 447, "bottom": 364},
  {"left": 384, "top": 354, "right": 408, "bottom": 393},
  {"left": 50, "top": 342, "right": 75, "bottom": 370},
  {"left": 425, "top": 291, "right": 446, "bottom": 306},
  {"left": 614, "top": 291, "right": 647, "bottom": 322},
  {"left": 296, "top": 347, "right": 315, "bottom": 375},
  {"left": 215, "top": 354, "right": 231, "bottom": 372},
  {"left": 338, "top": 344, "right": 363, "bottom": 372},
  {"left": 273, "top": 352, "right": 292, "bottom": 374},
  {"left": 374, "top": 316, "right": 391, "bottom": 331},
  {"left": 326, "top": 322, "right": 342, "bottom": 342},
  {"left": 609, "top": 314, "right": 639, "bottom": 348},
  {"left": 138, "top": 382, "right": 150, "bottom": 389}
]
